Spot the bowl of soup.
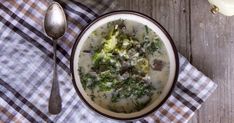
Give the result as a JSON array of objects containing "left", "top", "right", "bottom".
[{"left": 70, "top": 10, "right": 179, "bottom": 120}]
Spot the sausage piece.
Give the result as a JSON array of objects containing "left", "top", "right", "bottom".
[{"left": 151, "top": 59, "right": 165, "bottom": 71}]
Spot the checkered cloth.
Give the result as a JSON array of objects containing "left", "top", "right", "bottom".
[{"left": 0, "top": 0, "right": 217, "bottom": 123}]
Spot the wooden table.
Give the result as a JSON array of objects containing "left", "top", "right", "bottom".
[{"left": 117, "top": 0, "right": 234, "bottom": 123}]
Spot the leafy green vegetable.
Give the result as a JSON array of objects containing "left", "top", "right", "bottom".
[
  {"left": 79, "top": 71, "right": 97, "bottom": 90},
  {"left": 135, "top": 58, "right": 149, "bottom": 74},
  {"left": 98, "top": 70, "right": 117, "bottom": 92},
  {"left": 79, "top": 20, "right": 165, "bottom": 113},
  {"left": 146, "top": 38, "right": 162, "bottom": 54},
  {"left": 103, "top": 25, "right": 119, "bottom": 52},
  {"left": 145, "top": 25, "right": 149, "bottom": 34},
  {"left": 111, "top": 77, "right": 155, "bottom": 102}
]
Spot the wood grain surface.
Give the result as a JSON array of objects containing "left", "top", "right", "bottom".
[{"left": 117, "top": 0, "right": 234, "bottom": 123}]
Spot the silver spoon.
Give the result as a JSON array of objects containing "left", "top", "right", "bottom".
[{"left": 44, "top": 2, "right": 67, "bottom": 114}]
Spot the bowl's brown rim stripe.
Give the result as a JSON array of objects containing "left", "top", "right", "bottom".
[{"left": 70, "top": 10, "right": 179, "bottom": 121}]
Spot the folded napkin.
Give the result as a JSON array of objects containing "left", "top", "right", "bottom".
[{"left": 0, "top": 0, "right": 217, "bottom": 123}]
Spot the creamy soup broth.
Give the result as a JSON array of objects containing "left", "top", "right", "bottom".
[{"left": 78, "top": 19, "right": 170, "bottom": 113}]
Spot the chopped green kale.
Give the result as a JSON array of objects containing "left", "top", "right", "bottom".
[{"left": 79, "top": 20, "right": 165, "bottom": 113}]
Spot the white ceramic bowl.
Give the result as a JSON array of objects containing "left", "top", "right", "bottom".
[{"left": 70, "top": 10, "right": 179, "bottom": 120}]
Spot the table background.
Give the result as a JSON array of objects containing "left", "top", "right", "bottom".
[{"left": 117, "top": 0, "right": 234, "bottom": 123}]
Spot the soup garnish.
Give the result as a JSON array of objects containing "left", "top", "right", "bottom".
[{"left": 78, "top": 19, "right": 169, "bottom": 113}]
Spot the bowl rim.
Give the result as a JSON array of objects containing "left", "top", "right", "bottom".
[{"left": 70, "top": 10, "right": 179, "bottom": 121}]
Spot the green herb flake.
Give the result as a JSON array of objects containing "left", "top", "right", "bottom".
[
  {"left": 145, "top": 25, "right": 149, "bottom": 34},
  {"left": 79, "top": 19, "right": 165, "bottom": 113}
]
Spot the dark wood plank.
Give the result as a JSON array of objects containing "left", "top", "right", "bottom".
[{"left": 190, "top": 0, "right": 234, "bottom": 123}]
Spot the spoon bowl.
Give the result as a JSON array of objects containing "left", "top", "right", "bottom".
[{"left": 44, "top": 2, "right": 67, "bottom": 39}]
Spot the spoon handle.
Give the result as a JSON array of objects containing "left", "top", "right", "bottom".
[{"left": 49, "top": 40, "right": 62, "bottom": 114}]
